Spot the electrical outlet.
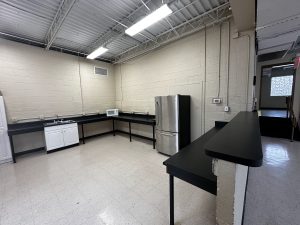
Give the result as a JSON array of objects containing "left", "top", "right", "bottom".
[
  {"left": 224, "top": 106, "right": 230, "bottom": 112},
  {"left": 212, "top": 98, "right": 222, "bottom": 104}
]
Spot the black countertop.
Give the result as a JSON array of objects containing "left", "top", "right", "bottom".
[
  {"left": 205, "top": 112, "right": 263, "bottom": 167},
  {"left": 8, "top": 113, "right": 155, "bottom": 136},
  {"left": 163, "top": 112, "right": 263, "bottom": 195},
  {"left": 113, "top": 114, "right": 155, "bottom": 125},
  {"left": 163, "top": 126, "right": 222, "bottom": 195}
]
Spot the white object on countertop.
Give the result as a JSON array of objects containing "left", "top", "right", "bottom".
[
  {"left": 106, "top": 109, "right": 119, "bottom": 117},
  {"left": 44, "top": 123, "right": 79, "bottom": 151},
  {"left": 0, "top": 96, "right": 12, "bottom": 163}
]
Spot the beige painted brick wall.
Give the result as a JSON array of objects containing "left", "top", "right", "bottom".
[
  {"left": 115, "top": 20, "right": 255, "bottom": 141},
  {"left": 0, "top": 38, "right": 116, "bottom": 152},
  {"left": 0, "top": 19, "right": 255, "bottom": 152}
]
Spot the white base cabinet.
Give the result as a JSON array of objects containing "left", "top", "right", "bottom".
[
  {"left": 0, "top": 129, "right": 12, "bottom": 163},
  {"left": 44, "top": 123, "right": 79, "bottom": 152},
  {"left": 0, "top": 96, "right": 12, "bottom": 164}
]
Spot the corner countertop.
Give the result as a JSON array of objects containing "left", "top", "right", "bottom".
[
  {"left": 205, "top": 111, "right": 263, "bottom": 167},
  {"left": 7, "top": 113, "right": 155, "bottom": 136}
]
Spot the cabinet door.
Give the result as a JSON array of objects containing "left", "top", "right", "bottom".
[
  {"left": 0, "top": 129, "right": 12, "bottom": 162},
  {"left": 0, "top": 97, "right": 8, "bottom": 129},
  {"left": 63, "top": 126, "right": 79, "bottom": 146},
  {"left": 45, "top": 129, "right": 64, "bottom": 151}
]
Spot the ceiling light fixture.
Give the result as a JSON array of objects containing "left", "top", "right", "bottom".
[
  {"left": 272, "top": 64, "right": 294, "bottom": 69},
  {"left": 87, "top": 47, "right": 108, "bottom": 59},
  {"left": 125, "top": 4, "right": 172, "bottom": 36}
]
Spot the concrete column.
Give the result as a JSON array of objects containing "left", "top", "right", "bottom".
[{"left": 213, "top": 159, "right": 249, "bottom": 225}]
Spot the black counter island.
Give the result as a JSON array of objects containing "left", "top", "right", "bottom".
[{"left": 163, "top": 111, "right": 263, "bottom": 225}]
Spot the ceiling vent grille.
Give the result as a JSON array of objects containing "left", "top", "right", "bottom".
[{"left": 94, "top": 66, "right": 108, "bottom": 76}]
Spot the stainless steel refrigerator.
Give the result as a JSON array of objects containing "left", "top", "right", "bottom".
[{"left": 155, "top": 95, "right": 190, "bottom": 156}]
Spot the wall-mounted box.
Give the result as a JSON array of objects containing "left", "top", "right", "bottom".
[{"left": 212, "top": 98, "right": 222, "bottom": 104}]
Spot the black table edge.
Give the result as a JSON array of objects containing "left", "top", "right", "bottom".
[
  {"left": 205, "top": 150, "right": 263, "bottom": 167},
  {"left": 204, "top": 112, "right": 263, "bottom": 168},
  {"left": 165, "top": 165, "right": 217, "bottom": 195}
]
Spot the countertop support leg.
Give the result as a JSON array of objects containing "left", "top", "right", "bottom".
[
  {"left": 129, "top": 122, "right": 132, "bottom": 142},
  {"left": 81, "top": 124, "right": 85, "bottom": 144},
  {"left": 152, "top": 125, "right": 155, "bottom": 149},
  {"left": 113, "top": 119, "right": 115, "bottom": 136},
  {"left": 9, "top": 135, "right": 16, "bottom": 163},
  {"left": 170, "top": 175, "right": 174, "bottom": 225}
]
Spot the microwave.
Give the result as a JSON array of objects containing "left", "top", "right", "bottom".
[{"left": 106, "top": 109, "right": 119, "bottom": 117}]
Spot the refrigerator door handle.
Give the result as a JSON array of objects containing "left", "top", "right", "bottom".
[
  {"left": 156, "top": 101, "right": 160, "bottom": 126},
  {"left": 159, "top": 131, "right": 176, "bottom": 137}
]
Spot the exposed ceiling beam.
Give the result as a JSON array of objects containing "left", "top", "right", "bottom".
[
  {"left": 0, "top": 31, "right": 111, "bottom": 63},
  {"left": 256, "top": 13, "right": 300, "bottom": 32},
  {"left": 114, "top": 2, "right": 231, "bottom": 63},
  {"left": 85, "top": 30, "right": 124, "bottom": 53},
  {"left": 45, "top": 0, "right": 78, "bottom": 50},
  {"left": 84, "top": 0, "right": 199, "bottom": 55},
  {"left": 115, "top": 15, "right": 232, "bottom": 64},
  {"left": 84, "top": 0, "right": 153, "bottom": 54}
]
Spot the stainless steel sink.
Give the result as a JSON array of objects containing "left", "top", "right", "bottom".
[
  {"left": 58, "top": 120, "right": 75, "bottom": 124},
  {"left": 44, "top": 120, "right": 76, "bottom": 127}
]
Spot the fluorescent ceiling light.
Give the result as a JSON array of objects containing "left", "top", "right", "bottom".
[
  {"left": 272, "top": 64, "right": 294, "bottom": 69},
  {"left": 125, "top": 4, "right": 172, "bottom": 36},
  {"left": 87, "top": 47, "right": 108, "bottom": 59}
]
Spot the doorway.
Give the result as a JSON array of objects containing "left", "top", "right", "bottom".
[{"left": 259, "top": 63, "right": 296, "bottom": 117}]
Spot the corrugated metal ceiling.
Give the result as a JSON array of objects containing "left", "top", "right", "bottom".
[
  {"left": 256, "top": 0, "right": 300, "bottom": 55},
  {"left": 0, "top": 0, "right": 230, "bottom": 63},
  {"left": 0, "top": 0, "right": 62, "bottom": 42}
]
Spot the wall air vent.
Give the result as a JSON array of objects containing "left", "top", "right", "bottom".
[{"left": 94, "top": 66, "right": 108, "bottom": 76}]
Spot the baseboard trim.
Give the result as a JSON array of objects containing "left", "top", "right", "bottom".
[
  {"left": 14, "top": 130, "right": 155, "bottom": 157},
  {"left": 0, "top": 158, "right": 13, "bottom": 164},
  {"left": 15, "top": 147, "right": 45, "bottom": 156},
  {"left": 47, "top": 143, "right": 80, "bottom": 154}
]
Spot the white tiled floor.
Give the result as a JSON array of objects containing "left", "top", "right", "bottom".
[
  {"left": 0, "top": 135, "right": 216, "bottom": 225},
  {"left": 244, "top": 137, "right": 300, "bottom": 225}
]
